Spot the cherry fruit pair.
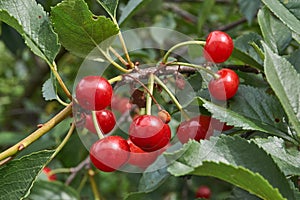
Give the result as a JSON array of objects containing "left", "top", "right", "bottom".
[
  {"left": 89, "top": 114, "right": 171, "bottom": 172},
  {"left": 204, "top": 31, "right": 239, "bottom": 100},
  {"left": 75, "top": 76, "right": 116, "bottom": 134}
]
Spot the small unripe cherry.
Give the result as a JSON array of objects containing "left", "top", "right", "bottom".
[{"left": 158, "top": 110, "right": 171, "bottom": 124}]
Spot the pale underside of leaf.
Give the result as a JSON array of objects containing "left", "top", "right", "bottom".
[
  {"left": 263, "top": 42, "right": 300, "bottom": 136},
  {"left": 199, "top": 96, "right": 293, "bottom": 141},
  {"left": 261, "top": 0, "right": 300, "bottom": 35},
  {"left": 253, "top": 137, "right": 300, "bottom": 176},
  {"left": 165, "top": 136, "right": 294, "bottom": 199}
]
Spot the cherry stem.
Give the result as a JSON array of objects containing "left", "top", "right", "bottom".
[
  {"left": 168, "top": 61, "right": 220, "bottom": 80},
  {"left": 162, "top": 40, "right": 206, "bottom": 64},
  {"left": 88, "top": 169, "right": 101, "bottom": 200},
  {"left": 0, "top": 103, "right": 72, "bottom": 165},
  {"left": 48, "top": 168, "right": 71, "bottom": 175},
  {"left": 56, "top": 94, "right": 69, "bottom": 107},
  {"left": 99, "top": 48, "right": 132, "bottom": 73},
  {"left": 108, "top": 75, "right": 123, "bottom": 84},
  {"left": 113, "top": 18, "right": 134, "bottom": 69},
  {"left": 49, "top": 62, "right": 72, "bottom": 100},
  {"left": 92, "top": 111, "right": 104, "bottom": 139},
  {"left": 153, "top": 75, "right": 190, "bottom": 120},
  {"left": 124, "top": 74, "right": 162, "bottom": 111},
  {"left": 109, "top": 46, "right": 129, "bottom": 66},
  {"left": 146, "top": 73, "right": 155, "bottom": 115},
  {"left": 50, "top": 122, "right": 75, "bottom": 160}
]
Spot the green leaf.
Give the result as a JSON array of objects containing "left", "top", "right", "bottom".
[
  {"left": 125, "top": 192, "right": 153, "bottom": 200},
  {"left": 26, "top": 180, "right": 79, "bottom": 200},
  {"left": 166, "top": 136, "right": 295, "bottom": 200},
  {"left": 263, "top": 42, "right": 300, "bottom": 136},
  {"left": 231, "top": 187, "right": 261, "bottom": 200},
  {"left": 253, "top": 137, "right": 300, "bottom": 176},
  {"left": 261, "top": 0, "right": 300, "bottom": 35},
  {"left": 0, "top": 0, "right": 60, "bottom": 64},
  {"left": 258, "top": 7, "right": 292, "bottom": 54},
  {"left": 138, "top": 166, "right": 170, "bottom": 193},
  {"left": 199, "top": 85, "right": 294, "bottom": 141},
  {"left": 232, "top": 33, "right": 263, "bottom": 71},
  {"left": 280, "top": 0, "right": 300, "bottom": 20},
  {"left": 42, "top": 78, "right": 57, "bottom": 101},
  {"left": 287, "top": 49, "right": 300, "bottom": 73},
  {"left": 51, "top": 0, "right": 119, "bottom": 58},
  {"left": 118, "top": 0, "right": 150, "bottom": 25},
  {"left": 238, "top": 0, "right": 261, "bottom": 24},
  {"left": 96, "top": 0, "right": 119, "bottom": 19},
  {"left": 0, "top": 150, "right": 55, "bottom": 200}
]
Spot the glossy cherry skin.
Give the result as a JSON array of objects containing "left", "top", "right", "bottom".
[
  {"left": 211, "top": 117, "right": 233, "bottom": 131},
  {"left": 42, "top": 167, "right": 57, "bottom": 181},
  {"left": 75, "top": 76, "right": 113, "bottom": 111},
  {"left": 208, "top": 68, "right": 239, "bottom": 101},
  {"left": 195, "top": 185, "right": 211, "bottom": 199},
  {"left": 90, "top": 136, "right": 130, "bottom": 172},
  {"left": 177, "top": 115, "right": 212, "bottom": 144},
  {"left": 127, "top": 139, "right": 158, "bottom": 169},
  {"left": 85, "top": 110, "right": 116, "bottom": 134},
  {"left": 129, "top": 115, "right": 171, "bottom": 152},
  {"left": 204, "top": 31, "right": 233, "bottom": 63}
]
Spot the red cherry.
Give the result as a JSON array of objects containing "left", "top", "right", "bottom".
[
  {"left": 129, "top": 115, "right": 171, "bottom": 152},
  {"left": 85, "top": 110, "right": 116, "bottom": 134},
  {"left": 111, "top": 95, "right": 132, "bottom": 114},
  {"left": 90, "top": 136, "right": 130, "bottom": 172},
  {"left": 75, "top": 76, "right": 112, "bottom": 111},
  {"left": 208, "top": 68, "right": 239, "bottom": 101},
  {"left": 127, "top": 139, "right": 158, "bottom": 169},
  {"left": 204, "top": 31, "right": 233, "bottom": 63},
  {"left": 196, "top": 185, "right": 211, "bottom": 199},
  {"left": 211, "top": 117, "right": 233, "bottom": 131},
  {"left": 42, "top": 167, "right": 57, "bottom": 181},
  {"left": 177, "top": 115, "right": 212, "bottom": 144}
]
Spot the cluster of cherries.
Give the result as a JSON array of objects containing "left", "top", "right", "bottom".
[
  {"left": 75, "top": 31, "right": 239, "bottom": 173},
  {"left": 75, "top": 76, "right": 170, "bottom": 171}
]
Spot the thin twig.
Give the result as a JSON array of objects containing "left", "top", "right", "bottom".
[
  {"left": 163, "top": 4, "right": 197, "bottom": 23},
  {"left": 217, "top": 18, "right": 247, "bottom": 32},
  {"left": 65, "top": 156, "right": 91, "bottom": 185}
]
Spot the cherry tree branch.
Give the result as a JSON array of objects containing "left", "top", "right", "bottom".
[{"left": 0, "top": 103, "right": 73, "bottom": 165}]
